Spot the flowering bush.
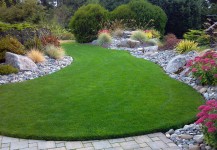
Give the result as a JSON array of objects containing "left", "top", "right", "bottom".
[
  {"left": 41, "top": 35, "right": 60, "bottom": 47},
  {"left": 187, "top": 51, "right": 217, "bottom": 85},
  {"left": 195, "top": 100, "right": 217, "bottom": 148}
]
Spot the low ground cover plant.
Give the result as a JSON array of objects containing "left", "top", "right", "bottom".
[
  {"left": 45, "top": 44, "right": 65, "bottom": 59},
  {"left": 175, "top": 40, "right": 198, "bottom": 54},
  {"left": 196, "top": 100, "right": 217, "bottom": 148},
  {"left": 27, "top": 49, "right": 45, "bottom": 63},
  {"left": 24, "top": 37, "right": 43, "bottom": 50},
  {"left": 187, "top": 51, "right": 217, "bottom": 85},
  {"left": 0, "top": 64, "right": 18, "bottom": 75}
]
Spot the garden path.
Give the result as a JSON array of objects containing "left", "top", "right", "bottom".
[{"left": 0, "top": 133, "right": 180, "bottom": 150}]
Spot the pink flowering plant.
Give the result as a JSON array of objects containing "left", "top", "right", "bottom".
[
  {"left": 186, "top": 51, "right": 217, "bottom": 85},
  {"left": 195, "top": 100, "right": 217, "bottom": 148}
]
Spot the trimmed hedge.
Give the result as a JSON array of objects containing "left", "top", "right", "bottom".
[{"left": 69, "top": 4, "right": 108, "bottom": 43}]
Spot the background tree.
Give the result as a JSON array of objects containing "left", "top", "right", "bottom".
[{"left": 149, "top": 0, "right": 204, "bottom": 37}]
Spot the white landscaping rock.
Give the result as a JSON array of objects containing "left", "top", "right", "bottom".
[
  {"left": 143, "top": 46, "right": 158, "bottom": 52},
  {"left": 193, "top": 135, "right": 204, "bottom": 143},
  {"left": 166, "top": 55, "right": 187, "bottom": 73},
  {"left": 5, "top": 52, "right": 37, "bottom": 71}
]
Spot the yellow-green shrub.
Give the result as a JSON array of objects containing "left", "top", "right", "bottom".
[
  {"left": 45, "top": 45, "right": 65, "bottom": 59},
  {"left": 0, "top": 64, "right": 18, "bottom": 75},
  {"left": 130, "top": 30, "right": 146, "bottom": 43},
  {"left": 0, "top": 36, "right": 25, "bottom": 62},
  {"left": 175, "top": 40, "right": 198, "bottom": 54},
  {"left": 27, "top": 49, "right": 45, "bottom": 63},
  {"left": 97, "top": 33, "right": 112, "bottom": 46}
]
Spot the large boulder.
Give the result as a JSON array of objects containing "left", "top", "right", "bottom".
[
  {"left": 5, "top": 52, "right": 37, "bottom": 71},
  {"left": 166, "top": 55, "right": 187, "bottom": 73}
]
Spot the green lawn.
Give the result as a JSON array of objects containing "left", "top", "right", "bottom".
[{"left": 0, "top": 43, "right": 204, "bottom": 140}]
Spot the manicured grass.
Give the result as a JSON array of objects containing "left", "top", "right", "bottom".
[{"left": 0, "top": 43, "right": 204, "bottom": 140}]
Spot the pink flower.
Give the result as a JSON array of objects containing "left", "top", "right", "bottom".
[
  {"left": 205, "top": 121, "right": 214, "bottom": 128},
  {"left": 208, "top": 127, "right": 216, "bottom": 133},
  {"left": 191, "top": 68, "right": 197, "bottom": 72},
  {"left": 208, "top": 114, "right": 217, "bottom": 120},
  {"left": 198, "top": 105, "right": 206, "bottom": 110}
]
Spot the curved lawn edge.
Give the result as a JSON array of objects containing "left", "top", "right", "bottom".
[{"left": 0, "top": 43, "right": 205, "bottom": 141}]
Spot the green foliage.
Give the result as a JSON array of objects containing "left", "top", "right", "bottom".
[
  {"left": 100, "top": 0, "right": 131, "bottom": 11},
  {"left": 175, "top": 40, "right": 199, "bottom": 54},
  {"left": 130, "top": 30, "right": 147, "bottom": 43},
  {"left": 0, "top": 22, "right": 33, "bottom": 32},
  {"left": 24, "top": 37, "right": 43, "bottom": 50},
  {"left": 0, "top": 64, "right": 18, "bottom": 75},
  {"left": 204, "top": 127, "right": 217, "bottom": 148},
  {"left": 184, "top": 30, "right": 210, "bottom": 46},
  {"left": 69, "top": 4, "right": 108, "bottom": 43},
  {"left": 149, "top": 0, "right": 203, "bottom": 37},
  {"left": 128, "top": 0, "right": 167, "bottom": 34},
  {"left": 97, "top": 33, "right": 112, "bottom": 46},
  {"left": 0, "top": 36, "right": 25, "bottom": 62},
  {"left": 0, "top": 0, "right": 45, "bottom": 24},
  {"left": 110, "top": 4, "right": 135, "bottom": 21}
]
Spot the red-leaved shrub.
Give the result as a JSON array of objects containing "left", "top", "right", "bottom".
[
  {"left": 41, "top": 35, "right": 60, "bottom": 47},
  {"left": 159, "top": 33, "right": 180, "bottom": 50}
]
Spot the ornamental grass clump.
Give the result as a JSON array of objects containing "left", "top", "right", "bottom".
[
  {"left": 195, "top": 100, "right": 217, "bottom": 148},
  {"left": 131, "top": 30, "right": 147, "bottom": 43},
  {"left": 187, "top": 51, "right": 217, "bottom": 85},
  {"left": 27, "top": 49, "right": 45, "bottom": 63},
  {"left": 175, "top": 40, "right": 198, "bottom": 54},
  {"left": 97, "top": 31, "right": 112, "bottom": 46},
  {"left": 45, "top": 45, "right": 65, "bottom": 59}
]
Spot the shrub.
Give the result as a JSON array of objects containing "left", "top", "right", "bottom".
[
  {"left": 41, "top": 35, "right": 60, "bottom": 47},
  {"left": 159, "top": 34, "right": 180, "bottom": 50},
  {"left": 27, "top": 49, "right": 45, "bottom": 63},
  {"left": 130, "top": 30, "right": 147, "bottom": 43},
  {"left": 0, "top": 64, "right": 18, "bottom": 75},
  {"left": 186, "top": 51, "right": 217, "bottom": 85},
  {"left": 97, "top": 32, "right": 112, "bottom": 46},
  {"left": 176, "top": 40, "right": 198, "bottom": 54},
  {"left": 110, "top": 4, "right": 135, "bottom": 25},
  {"left": 0, "top": 36, "right": 25, "bottom": 62},
  {"left": 128, "top": 0, "right": 167, "bottom": 34},
  {"left": 0, "top": 22, "right": 33, "bottom": 32},
  {"left": 24, "top": 37, "right": 43, "bottom": 50},
  {"left": 184, "top": 30, "right": 210, "bottom": 46},
  {"left": 69, "top": 4, "right": 108, "bottom": 43},
  {"left": 45, "top": 45, "right": 65, "bottom": 59},
  {"left": 195, "top": 100, "right": 217, "bottom": 148}
]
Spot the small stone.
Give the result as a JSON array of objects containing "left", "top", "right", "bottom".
[
  {"left": 189, "top": 145, "right": 200, "bottom": 150},
  {"left": 205, "top": 146, "right": 212, "bottom": 150},
  {"left": 171, "top": 134, "right": 178, "bottom": 138},
  {"left": 199, "top": 88, "right": 207, "bottom": 93},
  {"left": 179, "top": 134, "right": 193, "bottom": 140},
  {"left": 165, "top": 133, "right": 171, "bottom": 138},
  {"left": 168, "top": 129, "right": 175, "bottom": 134},
  {"left": 193, "top": 135, "right": 204, "bottom": 143}
]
